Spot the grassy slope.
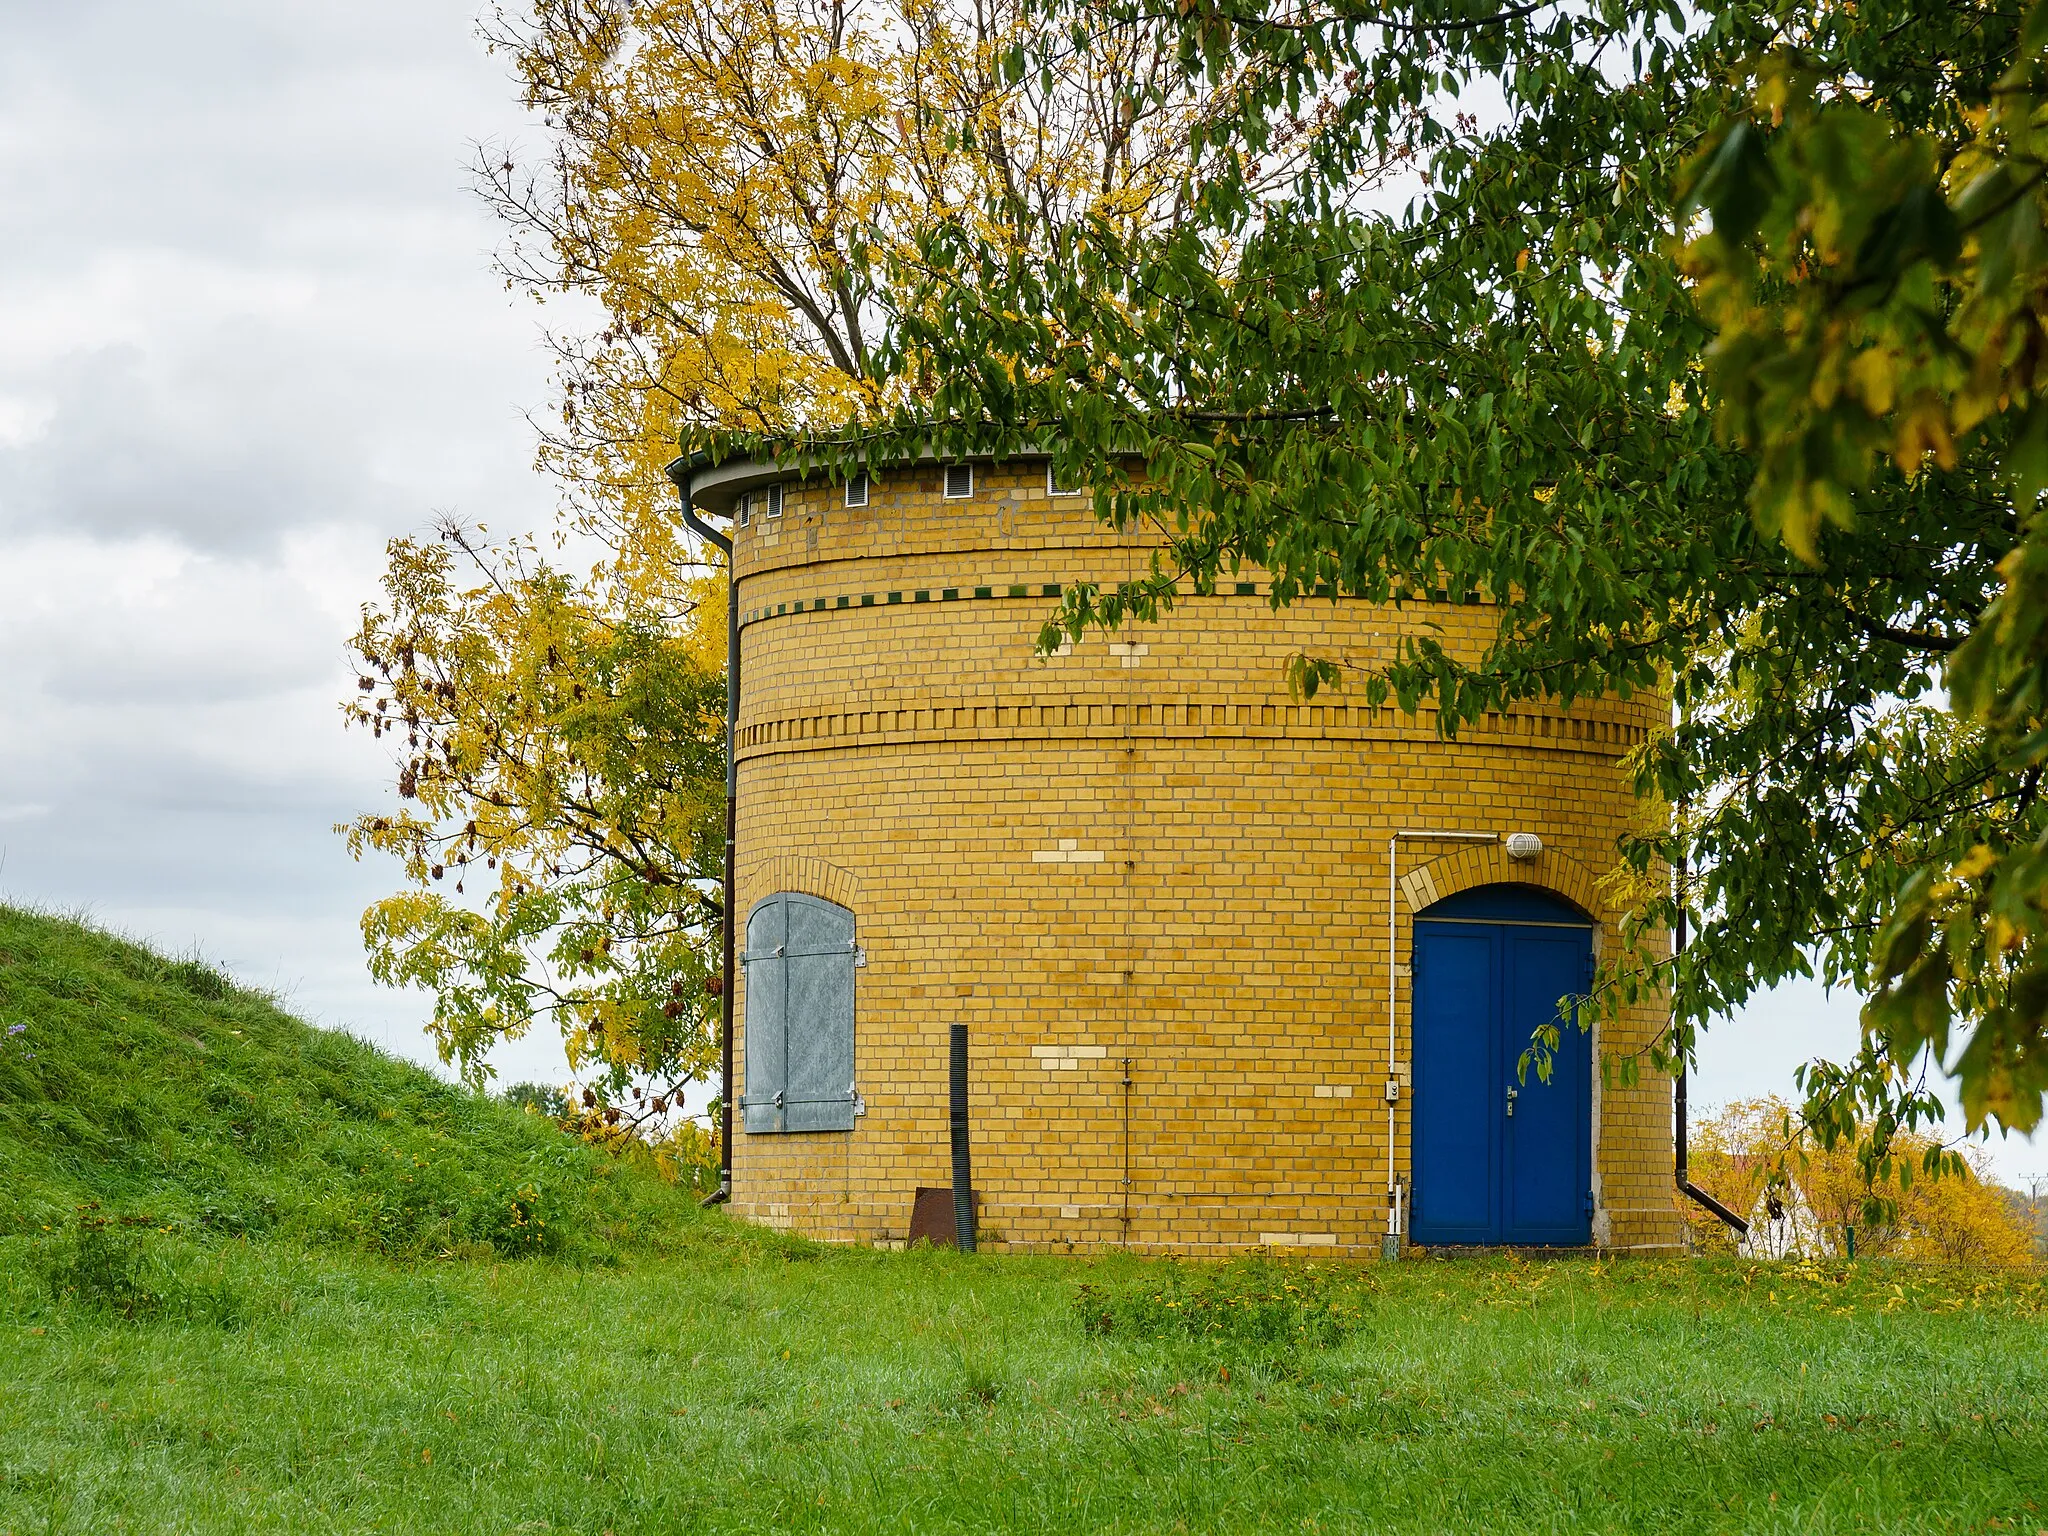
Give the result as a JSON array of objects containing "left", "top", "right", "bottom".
[
  {"left": 1, "top": 906, "right": 2045, "bottom": 1534},
  {"left": 0, "top": 903, "right": 696, "bottom": 1259}
]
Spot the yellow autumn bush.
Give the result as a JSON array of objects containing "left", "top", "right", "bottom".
[{"left": 1683, "top": 1096, "right": 2037, "bottom": 1265}]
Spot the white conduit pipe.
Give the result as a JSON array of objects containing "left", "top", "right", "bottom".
[{"left": 1387, "top": 830, "right": 1501, "bottom": 1242}]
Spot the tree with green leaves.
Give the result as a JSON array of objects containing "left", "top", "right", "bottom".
[
  {"left": 693, "top": 0, "right": 2048, "bottom": 1192},
  {"left": 341, "top": 522, "right": 728, "bottom": 1099}
]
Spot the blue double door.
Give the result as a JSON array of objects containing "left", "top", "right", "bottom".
[{"left": 1410, "top": 886, "right": 1593, "bottom": 1246}]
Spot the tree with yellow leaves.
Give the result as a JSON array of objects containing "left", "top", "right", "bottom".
[
  {"left": 475, "top": 0, "right": 1304, "bottom": 567},
  {"left": 342, "top": 521, "right": 726, "bottom": 1097},
  {"left": 346, "top": 0, "right": 1276, "bottom": 1123},
  {"left": 1682, "top": 1098, "right": 2036, "bottom": 1267}
]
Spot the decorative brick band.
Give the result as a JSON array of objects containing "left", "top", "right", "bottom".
[
  {"left": 737, "top": 577, "right": 1483, "bottom": 628},
  {"left": 737, "top": 697, "right": 1651, "bottom": 759}
]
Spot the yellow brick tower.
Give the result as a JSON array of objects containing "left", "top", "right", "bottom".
[{"left": 683, "top": 454, "right": 1682, "bottom": 1254}]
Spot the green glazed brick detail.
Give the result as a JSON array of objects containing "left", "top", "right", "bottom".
[{"left": 733, "top": 575, "right": 1480, "bottom": 632}]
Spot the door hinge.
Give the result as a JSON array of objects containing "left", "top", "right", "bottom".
[{"left": 1584, "top": 1190, "right": 1596, "bottom": 1217}]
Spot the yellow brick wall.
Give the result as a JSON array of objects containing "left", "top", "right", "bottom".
[{"left": 715, "top": 461, "right": 1684, "bottom": 1254}]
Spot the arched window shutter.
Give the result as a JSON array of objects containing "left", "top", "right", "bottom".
[{"left": 741, "top": 893, "right": 856, "bottom": 1133}]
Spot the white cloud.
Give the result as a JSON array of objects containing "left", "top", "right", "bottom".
[{"left": 0, "top": 0, "right": 578, "bottom": 1092}]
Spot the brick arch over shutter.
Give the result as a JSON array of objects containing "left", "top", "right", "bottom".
[
  {"left": 1398, "top": 842, "right": 1608, "bottom": 929},
  {"left": 739, "top": 853, "right": 860, "bottom": 912}
]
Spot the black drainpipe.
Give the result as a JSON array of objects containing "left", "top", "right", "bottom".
[
  {"left": 950, "top": 1023, "right": 977, "bottom": 1252},
  {"left": 1672, "top": 872, "right": 1747, "bottom": 1238},
  {"left": 667, "top": 455, "right": 736, "bottom": 1207}
]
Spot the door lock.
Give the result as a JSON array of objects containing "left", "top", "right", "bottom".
[{"left": 1505, "top": 1086, "right": 1518, "bottom": 1118}]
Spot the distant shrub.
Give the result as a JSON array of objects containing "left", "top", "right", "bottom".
[
  {"left": 498, "top": 1080, "right": 720, "bottom": 1199},
  {"left": 499, "top": 1082, "right": 572, "bottom": 1118},
  {"left": 650, "top": 1117, "right": 720, "bottom": 1194},
  {"left": 1075, "top": 1261, "right": 1372, "bottom": 1351},
  {"left": 31, "top": 1208, "right": 243, "bottom": 1326}
]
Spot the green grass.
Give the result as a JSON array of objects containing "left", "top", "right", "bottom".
[
  {"left": 0, "top": 904, "right": 696, "bottom": 1262},
  {"left": 3, "top": 906, "right": 2046, "bottom": 1533},
  {"left": 3, "top": 1246, "right": 2043, "bottom": 1533}
]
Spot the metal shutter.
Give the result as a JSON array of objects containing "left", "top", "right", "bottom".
[{"left": 741, "top": 893, "right": 856, "bottom": 1133}]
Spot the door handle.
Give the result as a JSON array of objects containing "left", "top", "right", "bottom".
[{"left": 1505, "top": 1086, "right": 1518, "bottom": 1118}]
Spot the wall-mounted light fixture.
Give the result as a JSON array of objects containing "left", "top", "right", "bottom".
[{"left": 1505, "top": 832, "right": 1544, "bottom": 861}]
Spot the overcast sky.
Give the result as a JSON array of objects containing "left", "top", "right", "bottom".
[
  {"left": 0, "top": 0, "right": 581, "bottom": 1090},
  {"left": 0, "top": 1, "right": 2038, "bottom": 1187}
]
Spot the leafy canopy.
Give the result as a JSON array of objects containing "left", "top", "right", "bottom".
[
  {"left": 687, "top": 0, "right": 2048, "bottom": 1174},
  {"left": 351, "top": 0, "right": 1267, "bottom": 1105}
]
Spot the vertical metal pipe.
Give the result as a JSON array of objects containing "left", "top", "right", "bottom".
[
  {"left": 950, "top": 1022, "right": 976, "bottom": 1252},
  {"left": 667, "top": 456, "right": 736, "bottom": 1206},
  {"left": 1120, "top": 1054, "right": 1133, "bottom": 1244},
  {"left": 1672, "top": 852, "right": 1748, "bottom": 1237},
  {"left": 1674, "top": 886, "right": 1688, "bottom": 1190},
  {"left": 1387, "top": 835, "right": 1399, "bottom": 1240},
  {"left": 719, "top": 534, "right": 738, "bottom": 1196}
]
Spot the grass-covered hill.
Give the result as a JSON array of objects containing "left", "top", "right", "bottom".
[
  {"left": 0, "top": 903, "right": 694, "bottom": 1262},
  {"left": 2, "top": 910, "right": 2047, "bottom": 1532}
]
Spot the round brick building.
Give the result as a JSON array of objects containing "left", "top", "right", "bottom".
[{"left": 683, "top": 454, "right": 1681, "bottom": 1254}]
